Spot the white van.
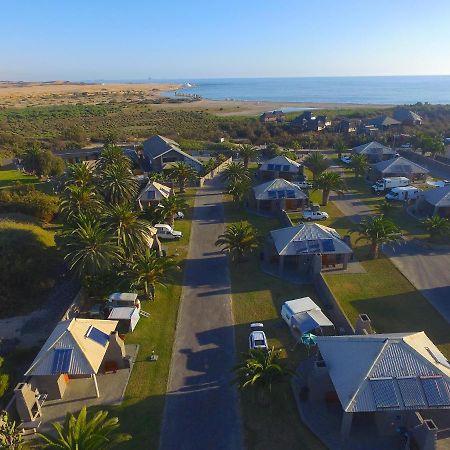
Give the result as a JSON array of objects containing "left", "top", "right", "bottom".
[
  {"left": 385, "top": 186, "right": 421, "bottom": 201},
  {"left": 154, "top": 224, "right": 182, "bottom": 240}
]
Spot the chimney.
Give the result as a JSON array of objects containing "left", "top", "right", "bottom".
[
  {"left": 103, "top": 331, "right": 126, "bottom": 369},
  {"left": 14, "top": 383, "right": 41, "bottom": 423}
]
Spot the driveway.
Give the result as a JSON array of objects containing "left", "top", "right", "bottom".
[{"left": 159, "top": 177, "right": 242, "bottom": 450}]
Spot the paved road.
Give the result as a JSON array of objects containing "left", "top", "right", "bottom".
[{"left": 159, "top": 177, "right": 242, "bottom": 450}]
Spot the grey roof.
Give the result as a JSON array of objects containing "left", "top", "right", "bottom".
[
  {"left": 108, "top": 307, "right": 140, "bottom": 320},
  {"left": 24, "top": 319, "right": 118, "bottom": 377},
  {"left": 252, "top": 178, "right": 307, "bottom": 201},
  {"left": 142, "top": 135, "right": 202, "bottom": 167},
  {"left": 352, "top": 141, "right": 395, "bottom": 156},
  {"left": 366, "top": 115, "right": 401, "bottom": 127},
  {"left": 423, "top": 185, "right": 450, "bottom": 207},
  {"left": 285, "top": 298, "right": 334, "bottom": 334},
  {"left": 374, "top": 156, "right": 429, "bottom": 175},
  {"left": 270, "top": 223, "right": 352, "bottom": 256},
  {"left": 393, "top": 109, "right": 423, "bottom": 123},
  {"left": 316, "top": 332, "right": 450, "bottom": 413},
  {"left": 259, "top": 155, "right": 302, "bottom": 173}
]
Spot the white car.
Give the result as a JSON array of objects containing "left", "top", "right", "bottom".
[
  {"left": 248, "top": 323, "right": 268, "bottom": 350},
  {"left": 340, "top": 155, "right": 352, "bottom": 164},
  {"left": 302, "top": 210, "right": 329, "bottom": 221},
  {"left": 295, "top": 180, "right": 313, "bottom": 189},
  {"left": 154, "top": 224, "right": 182, "bottom": 240},
  {"left": 175, "top": 211, "right": 185, "bottom": 219}
]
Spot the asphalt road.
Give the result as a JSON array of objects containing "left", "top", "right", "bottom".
[{"left": 159, "top": 177, "right": 242, "bottom": 450}]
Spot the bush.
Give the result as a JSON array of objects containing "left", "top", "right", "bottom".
[
  {"left": 0, "top": 357, "right": 9, "bottom": 398},
  {"left": 0, "top": 186, "right": 59, "bottom": 222}
]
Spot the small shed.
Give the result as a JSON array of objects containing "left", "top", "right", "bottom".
[{"left": 108, "top": 307, "right": 140, "bottom": 333}]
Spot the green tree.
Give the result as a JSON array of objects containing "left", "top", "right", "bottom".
[
  {"left": 354, "top": 215, "right": 403, "bottom": 259},
  {"left": 0, "top": 411, "right": 24, "bottom": 450},
  {"left": 104, "top": 204, "right": 155, "bottom": 256},
  {"left": 419, "top": 136, "right": 445, "bottom": 159},
  {"left": 38, "top": 406, "right": 131, "bottom": 449},
  {"left": 350, "top": 154, "right": 369, "bottom": 178},
  {"left": 65, "top": 163, "right": 95, "bottom": 188},
  {"left": 378, "top": 199, "right": 394, "bottom": 215},
  {"left": 232, "top": 348, "right": 292, "bottom": 406},
  {"left": 170, "top": 161, "right": 197, "bottom": 193},
  {"left": 422, "top": 216, "right": 450, "bottom": 242},
  {"left": 60, "top": 185, "right": 103, "bottom": 222},
  {"left": 226, "top": 178, "right": 251, "bottom": 204},
  {"left": 237, "top": 144, "right": 258, "bottom": 169},
  {"left": 22, "top": 146, "right": 65, "bottom": 178},
  {"left": 64, "top": 216, "right": 121, "bottom": 281},
  {"left": 222, "top": 161, "right": 250, "bottom": 184},
  {"left": 126, "top": 249, "right": 180, "bottom": 300},
  {"left": 215, "top": 221, "right": 259, "bottom": 261},
  {"left": 334, "top": 138, "right": 346, "bottom": 159},
  {"left": 99, "top": 163, "right": 139, "bottom": 205},
  {"left": 157, "top": 194, "right": 188, "bottom": 228},
  {"left": 96, "top": 144, "right": 130, "bottom": 171},
  {"left": 313, "top": 171, "right": 346, "bottom": 205},
  {"left": 303, "top": 152, "right": 329, "bottom": 180}
]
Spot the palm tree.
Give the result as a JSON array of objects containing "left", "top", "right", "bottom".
[
  {"left": 215, "top": 221, "right": 259, "bottom": 261},
  {"left": 350, "top": 154, "right": 368, "bottom": 178},
  {"left": 313, "top": 171, "right": 346, "bottom": 205},
  {"left": 64, "top": 216, "right": 121, "bottom": 280},
  {"left": 232, "top": 348, "right": 292, "bottom": 405},
  {"left": 99, "top": 163, "right": 139, "bottom": 205},
  {"left": 157, "top": 194, "right": 188, "bottom": 228},
  {"left": 65, "top": 163, "right": 95, "bottom": 188},
  {"left": 104, "top": 204, "right": 155, "bottom": 256},
  {"left": 96, "top": 144, "right": 130, "bottom": 171},
  {"left": 38, "top": 406, "right": 131, "bottom": 449},
  {"left": 226, "top": 179, "right": 250, "bottom": 204},
  {"left": 0, "top": 411, "right": 24, "bottom": 450},
  {"left": 303, "top": 152, "right": 329, "bottom": 180},
  {"left": 148, "top": 171, "right": 166, "bottom": 183},
  {"left": 378, "top": 199, "right": 394, "bottom": 215},
  {"left": 334, "top": 139, "right": 346, "bottom": 159},
  {"left": 237, "top": 144, "right": 258, "bottom": 169},
  {"left": 170, "top": 161, "right": 197, "bottom": 193},
  {"left": 60, "top": 184, "right": 103, "bottom": 222},
  {"left": 354, "top": 215, "right": 403, "bottom": 259},
  {"left": 222, "top": 161, "right": 250, "bottom": 184},
  {"left": 422, "top": 216, "right": 450, "bottom": 242},
  {"left": 126, "top": 249, "right": 180, "bottom": 300}
]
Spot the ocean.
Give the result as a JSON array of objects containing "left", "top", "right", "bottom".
[{"left": 152, "top": 76, "right": 450, "bottom": 105}]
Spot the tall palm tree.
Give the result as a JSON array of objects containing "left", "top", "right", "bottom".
[
  {"left": 378, "top": 199, "right": 394, "bottom": 215},
  {"left": 0, "top": 411, "right": 24, "bottom": 450},
  {"left": 99, "top": 163, "right": 139, "bottom": 205},
  {"left": 215, "top": 221, "right": 259, "bottom": 261},
  {"left": 38, "top": 406, "right": 131, "bottom": 449},
  {"left": 303, "top": 152, "right": 329, "bottom": 180},
  {"left": 170, "top": 161, "right": 197, "bottom": 193},
  {"left": 126, "top": 249, "right": 180, "bottom": 300},
  {"left": 237, "top": 144, "right": 258, "bottom": 169},
  {"left": 222, "top": 161, "right": 250, "bottom": 184},
  {"left": 422, "top": 216, "right": 450, "bottom": 242},
  {"left": 96, "top": 144, "right": 130, "bottom": 171},
  {"left": 334, "top": 139, "right": 346, "bottom": 159},
  {"left": 65, "top": 163, "right": 95, "bottom": 188},
  {"left": 104, "top": 203, "right": 155, "bottom": 256},
  {"left": 64, "top": 216, "right": 121, "bottom": 279},
  {"left": 226, "top": 178, "right": 251, "bottom": 204},
  {"left": 148, "top": 171, "right": 167, "bottom": 183},
  {"left": 313, "top": 171, "right": 346, "bottom": 205},
  {"left": 232, "top": 348, "right": 292, "bottom": 405},
  {"left": 354, "top": 215, "right": 403, "bottom": 259},
  {"left": 157, "top": 194, "right": 188, "bottom": 227},
  {"left": 350, "top": 154, "right": 368, "bottom": 178},
  {"left": 60, "top": 184, "right": 103, "bottom": 222}
]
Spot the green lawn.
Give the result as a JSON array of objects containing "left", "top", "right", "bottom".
[
  {"left": 104, "top": 189, "right": 196, "bottom": 450},
  {"left": 0, "top": 168, "right": 55, "bottom": 194},
  {"left": 224, "top": 198, "right": 325, "bottom": 450}
]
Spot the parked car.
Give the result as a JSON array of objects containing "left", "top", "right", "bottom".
[
  {"left": 340, "top": 155, "right": 352, "bottom": 164},
  {"left": 385, "top": 186, "right": 421, "bottom": 201},
  {"left": 302, "top": 209, "right": 329, "bottom": 221},
  {"left": 154, "top": 224, "right": 182, "bottom": 240},
  {"left": 248, "top": 323, "right": 268, "bottom": 350},
  {"left": 295, "top": 179, "right": 312, "bottom": 189},
  {"left": 175, "top": 211, "right": 184, "bottom": 219}
]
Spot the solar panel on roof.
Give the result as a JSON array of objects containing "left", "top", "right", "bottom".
[
  {"left": 421, "top": 376, "right": 450, "bottom": 407},
  {"left": 277, "top": 190, "right": 286, "bottom": 199},
  {"left": 86, "top": 327, "right": 110, "bottom": 347},
  {"left": 398, "top": 377, "right": 427, "bottom": 408},
  {"left": 267, "top": 164, "right": 275, "bottom": 171},
  {"left": 282, "top": 165, "right": 290, "bottom": 172},
  {"left": 286, "top": 190, "right": 296, "bottom": 198},
  {"left": 274, "top": 164, "right": 282, "bottom": 171},
  {"left": 52, "top": 348, "right": 72, "bottom": 374},
  {"left": 320, "top": 239, "right": 335, "bottom": 252},
  {"left": 307, "top": 240, "right": 321, "bottom": 253},
  {"left": 267, "top": 190, "right": 277, "bottom": 199},
  {"left": 370, "top": 378, "right": 400, "bottom": 408},
  {"left": 295, "top": 241, "right": 309, "bottom": 254}
]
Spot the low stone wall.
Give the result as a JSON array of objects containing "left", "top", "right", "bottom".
[
  {"left": 198, "top": 157, "right": 233, "bottom": 187},
  {"left": 400, "top": 149, "right": 450, "bottom": 177},
  {"left": 313, "top": 273, "right": 354, "bottom": 335}
]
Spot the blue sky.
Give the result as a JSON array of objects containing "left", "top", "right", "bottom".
[{"left": 1, "top": 0, "right": 450, "bottom": 80}]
